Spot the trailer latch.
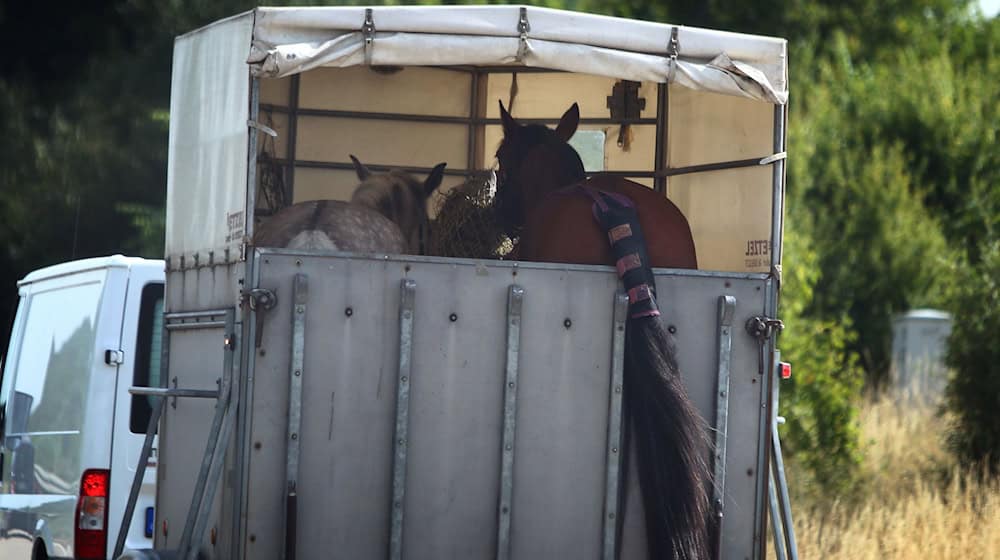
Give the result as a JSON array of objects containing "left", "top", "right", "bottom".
[
  {"left": 516, "top": 7, "right": 531, "bottom": 61},
  {"left": 746, "top": 315, "right": 783, "bottom": 340},
  {"left": 242, "top": 288, "right": 277, "bottom": 348},
  {"left": 746, "top": 315, "right": 784, "bottom": 375},
  {"left": 362, "top": 8, "right": 376, "bottom": 65},
  {"left": 242, "top": 288, "right": 277, "bottom": 312}
]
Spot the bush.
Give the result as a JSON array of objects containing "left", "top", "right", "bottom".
[
  {"left": 944, "top": 242, "right": 1000, "bottom": 474},
  {"left": 786, "top": 36, "right": 952, "bottom": 384},
  {"left": 777, "top": 223, "right": 865, "bottom": 495}
]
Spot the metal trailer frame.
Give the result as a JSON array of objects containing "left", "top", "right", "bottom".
[{"left": 251, "top": 69, "right": 785, "bottom": 210}]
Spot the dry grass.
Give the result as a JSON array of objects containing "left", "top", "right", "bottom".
[{"left": 783, "top": 395, "right": 1000, "bottom": 559}]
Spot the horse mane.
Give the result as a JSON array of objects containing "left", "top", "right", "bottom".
[
  {"left": 511, "top": 124, "right": 586, "bottom": 183},
  {"left": 495, "top": 124, "right": 586, "bottom": 236}
]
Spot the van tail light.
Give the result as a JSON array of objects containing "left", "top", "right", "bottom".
[{"left": 75, "top": 469, "right": 110, "bottom": 559}]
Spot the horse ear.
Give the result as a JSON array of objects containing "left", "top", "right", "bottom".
[
  {"left": 350, "top": 154, "right": 371, "bottom": 181},
  {"left": 423, "top": 163, "right": 447, "bottom": 196},
  {"left": 499, "top": 100, "right": 517, "bottom": 135},
  {"left": 554, "top": 103, "right": 580, "bottom": 142}
]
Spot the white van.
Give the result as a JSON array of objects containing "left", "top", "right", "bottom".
[{"left": 0, "top": 255, "right": 164, "bottom": 559}]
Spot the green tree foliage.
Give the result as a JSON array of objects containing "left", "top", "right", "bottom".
[
  {"left": 785, "top": 41, "right": 953, "bottom": 382},
  {"left": 777, "top": 222, "right": 864, "bottom": 494},
  {"left": 783, "top": 14, "right": 1000, "bottom": 383},
  {"left": 1, "top": 0, "right": 997, "bottom": 490},
  {"left": 0, "top": 0, "right": 262, "bottom": 337},
  {"left": 778, "top": 12, "right": 999, "bottom": 480},
  {"left": 944, "top": 243, "right": 1000, "bottom": 474}
]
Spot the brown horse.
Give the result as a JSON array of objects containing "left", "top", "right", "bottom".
[
  {"left": 253, "top": 156, "right": 445, "bottom": 254},
  {"left": 495, "top": 102, "right": 712, "bottom": 560},
  {"left": 496, "top": 104, "right": 697, "bottom": 269}
]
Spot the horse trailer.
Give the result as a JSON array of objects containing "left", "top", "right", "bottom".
[{"left": 123, "top": 6, "right": 796, "bottom": 560}]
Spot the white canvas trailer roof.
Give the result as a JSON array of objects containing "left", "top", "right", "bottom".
[{"left": 247, "top": 6, "right": 788, "bottom": 104}]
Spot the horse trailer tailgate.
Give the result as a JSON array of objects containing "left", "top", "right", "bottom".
[{"left": 246, "top": 251, "right": 768, "bottom": 559}]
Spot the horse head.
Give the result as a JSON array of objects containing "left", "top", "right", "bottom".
[
  {"left": 349, "top": 155, "right": 447, "bottom": 254},
  {"left": 494, "top": 101, "right": 586, "bottom": 237}
]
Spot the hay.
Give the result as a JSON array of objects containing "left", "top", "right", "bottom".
[{"left": 429, "top": 173, "right": 513, "bottom": 259}]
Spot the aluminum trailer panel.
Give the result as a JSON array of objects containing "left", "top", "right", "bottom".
[{"left": 224, "top": 250, "right": 770, "bottom": 559}]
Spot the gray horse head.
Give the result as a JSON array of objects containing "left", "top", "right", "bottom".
[{"left": 349, "top": 155, "right": 446, "bottom": 254}]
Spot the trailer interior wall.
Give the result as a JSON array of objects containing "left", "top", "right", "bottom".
[{"left": 255, "top": 67, "right": 775, "bottom": 273}]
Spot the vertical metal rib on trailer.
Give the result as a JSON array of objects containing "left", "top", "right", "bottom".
[
  {"left": 712, "top": 295, "right": 737, "bottom": 557},
  {"left": 283, "top": 275, "right": 308, "bottom": 560},
  {"left": 389, "top": 279, "right": 417, "bottom": 560},
  {"left": 496, "top": 285, "right": 524, "bottom": 560},
  {"left": 601, "top": 292, "right": 629, "bottom": 559}
]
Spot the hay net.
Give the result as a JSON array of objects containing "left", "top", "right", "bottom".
[{"left": 429, "top": 171, "right": 514, "bottom": 260}]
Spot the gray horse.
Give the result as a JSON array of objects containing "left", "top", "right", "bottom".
[{"left": 254, "top": 155, "right": 446, "bottom": 254}]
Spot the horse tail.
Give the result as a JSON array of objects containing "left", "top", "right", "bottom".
[{"left": 624, "top": 311, "right": 712, "bottom": 560}]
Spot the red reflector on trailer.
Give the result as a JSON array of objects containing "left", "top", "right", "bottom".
[
  {"left": 75, "top": 468, "right": 110, "bottom": 560},
  {"left": 780, "top": 362, "right": 792, "bottom": 379}
]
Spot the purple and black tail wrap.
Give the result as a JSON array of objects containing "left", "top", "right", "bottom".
[{"left": 586, "top": 187, "right": 713, "bottom": 560}]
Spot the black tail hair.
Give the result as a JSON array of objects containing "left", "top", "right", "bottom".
[{"left": 624, "top": 316, "right": 712, "bottom": 560}]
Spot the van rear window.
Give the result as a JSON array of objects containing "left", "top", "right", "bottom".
[
  {"left": 130, "top": 283, "right": 164, "bottom": 433},
  {"left": 10, "top": 280, "right": 103, "bottom": 435}
]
